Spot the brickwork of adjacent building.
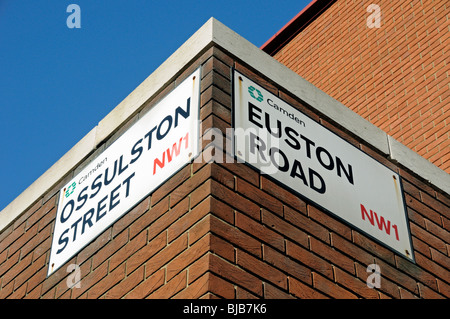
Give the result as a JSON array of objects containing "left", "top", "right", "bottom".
[{"left": 265, "top": 0, "right": 449, "bottom": 173}]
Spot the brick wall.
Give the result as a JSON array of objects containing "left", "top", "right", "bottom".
[
  {"left": 270, "top": 0, "right": 449, "bottom": 173},
  {"left": 0, "top": 45, "right": 449, "bottom": 299}
]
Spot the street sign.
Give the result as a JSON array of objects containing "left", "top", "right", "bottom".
[
  {"left": 233, "top": 70, "right": 414, "bottom": 262},
  {"left": 48, "top": 69, "right": 201, "bottom": 276}
]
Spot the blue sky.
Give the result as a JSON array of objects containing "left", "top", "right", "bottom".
[{"left": 0, "top": 0, "right": 310, "bottom": 211}]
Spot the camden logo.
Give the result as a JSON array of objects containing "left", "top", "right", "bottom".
[
  {"left": 248, "top": 86, "right": 264, "bottom": 102},
  {"left": 64, "top": 182, "right": 77, "bottom": 198}
]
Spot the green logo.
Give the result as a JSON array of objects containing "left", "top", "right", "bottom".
[
  {"left": 65, "top": 182, "right": 76, "bottom": 198},
  {"left": 248, "top": 86, "right": 263, "bottom": 102}
]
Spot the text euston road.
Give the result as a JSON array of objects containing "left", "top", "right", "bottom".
[
  {"left": 47, "top": 69, "right": 200, "bottom": 276},
  {"left": 233, "top": 70, "right": 414, "bottom": 262}
]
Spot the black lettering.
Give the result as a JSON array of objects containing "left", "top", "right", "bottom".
[
  {"left": 70, "top": 217, "right": 82, "bottom": 241},
  {"left": 109, "top": 184, "right": 121, "bottom": 211},
  {"left": 157, "top": 115, "right": 172, "bottom": 140},
  {"left": 90, "top": 173, "right": 102, "bottom": 199},
  {"left": 118, "top": 155, "right": 128, "bottom": 175},
  {"left": 300, "top": 135, "right": 315, "bottom": 158},
  {"left": 290, "top": 159, "right": 308, "bottom": 186},
  {"left": 122, "top": 172, "right": 135, "bottom": 198},
  {"left": 249, "top": 132, "right": 267, "bottom": 162},
  {"left": 96, "top": 195, "right": 108, "bottom": 222},
  {"left": 285, "top": 126, "right": 300, "bottom": 150},
  {"left": 265, "top": 113, "right": 282, "bottom": 138},
  {"left": 76, "top": 186, "right": 89, "bottom": 211},
  {"left": 309, "top": 169, "right": 326, "bottom": 194},
  {"left": 144, "top": 126, "right": 157, "bottom": 150},
  {"left": 316, "top": 147, "right": 334, "bottom": 170},
  {"left": 336, "top": 157, "right": 354, "bottom": 185},
  {"left": 104, "top": 161, "right": 117, "bottom": 186},
  {"left": 82, "top": 208, "right": 94, "bottom": 235},
  {"left": 130, "top": 138, "right": 143, "bottom": 164},
  {"left": 56, "top": 228, "right": 70, "bottom": 254},
  {"left": 175, "top": 97, "right": 190, "bottom": 127},
  {"left": 269, "top": 147, "right": 289, "bottom": 172},
  {"left": 248, "top": 102, "right": 263, "bottom": 128},
  {"left": 61, "top": 199, "right": 74, "bottom": 223}
]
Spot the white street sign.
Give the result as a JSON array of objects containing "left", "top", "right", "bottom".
[
  {"left": 48, "top": 69, "right": 201, "bottom": 276},
  {"left": 233, "top": 70, "right": 414, "bottom": 262}
]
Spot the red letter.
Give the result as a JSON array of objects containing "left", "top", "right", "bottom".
[
  {"left": 153, "top": 152, "right": 166, "bottom": 175},
  {"left": 392, "top": 224, "right": 399, "bottom": 241},
  {"left": 167, "top": 138, "right": 183, "bottom": 163},
  {"left": 361, "top": 204, "right": 374, "bottom": 226},
  {"left": 374, "top": 212, "right": 391, "bottom": 235}
]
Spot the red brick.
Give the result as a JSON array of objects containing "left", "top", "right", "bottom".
[
  {"left": 109, "top": 230, "right": 147, "bottom": 271},
  {"left": 418, "top": 282, "right": 445, "bottom": 299},
  {"left": 260, "top": 177, "right": 307, "bottom": 215},
  {"left": 25, "top": 195, "right": 56, "bottom": 231},
  {"left": 285, "top": 206, "right": 330, "bottom": 244},
  {"left": 333, "top": 266, "right": 379, "bottom": 299},
  {"left": 236, "top": 212, "right": 285, "bottom": 252},
  {"left": 187, "top": 253, "right": 211, "bottom": 284},
  {"left": 262, "top": 209, "right": 309, "bottom": 249},
  {"left": 148, "top": 197, "right": 189, "bottom": 241},
  {"left": 148, "top": 269, "right": 187, "bottom": 299},
  {"left": 286, "top": 240, "right": 333, "bottom": 280},
  {"left": 424, "top": 218, "right": 450, "bottom": 243},
  {"left": 126, "top": 231, "right": 166, "bottom": 275},
  {"left": 174, "top": 271, "right": 210, "bottom": 299},
  {"left": 211, "top": 180, "right": 260, "bottom": 220},
  {"left": 209, "top": 253, "right": 263, "bottom": 296},
  {"left": 210, "top": 234, "right": 235, "bottom": 263},
  {"left": 92, "top": 229, "right": 128, "bottom": 270},
  {"left": 124, "top": 268, "right": 165, "bottom": 299},
  {"left": 151, "top": 165, "right": 191, "bottom": 205},
  {"left": 169, "top": 164, "right": 212, "bottom": 208},
  {"left": 166, "top": 234, "right": 210, "bottom": 281},
  {"left": 87, "top": 262, "right": 126, "bottom": 298},
  {"left": 104, "top": 265, "right": 145, "bottom": 299},
  {"left": 13, "top": 254, "right": 46, "bottom": 292},
  {"left": 264, "top": 282, "right": 294, "bottom": 299},
  {"left": 410, "top": 223, "right": 447, "bottom": 254},
  {"left": 310, "top": 237, "right": 355, "bottom": 275},
  {"left": 76, "top": 228, "right": 111, "bottom": 266},
  {"left": 352, "top": 231, "right": 396, "bottom": 265},
  {"left": 436, "top": 278, "right": 450, "bottom": 298},
  {"left": 415, "top": 252, "right": 450, "bottom": 284},
  {"left": 308, "top": 204, "right": 352, "bottom": 240},
  {"left": 2, "top": 253, "right": 32, "bottom": 287},
  {"left": 71, "top": 261, "right": 108, "bottom": 299},
  {"left": 270, "top": 0, "right": 449, "bottom": 173},
  {"left": 312, "top": 272, "right": 358, "bottom": 299},
  {"left": 236, "top": 178, "right": 283, "bottom": 216},
  {"left": 354, "top": 262, "right": 401, "bottom": 299},
  {"left": 112, "top": 196, "right": 149, "bottom": 238},
  {"left": 236, "top": 248, "right": 287, "bottom": 289},
  {"left": 288, "top": 276, "right": 328, "bottom": 299},
  {"left": 330, "top": 233, "right": 375, "bottom": 266},
  {"left": 405, "top": 193, "right": 443, "bottom": 225},
  {"left": 210, "top": 215, "right": 261, "bottom": 258},
  {"left": 168, "top": 197, "right": 210, "bottom": 243},
  {"left": 145, "top": 233, "right": 188, "bottom": 277},
  {"left": 263, "top": 245, "right": 311, "bottom": 285}
]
